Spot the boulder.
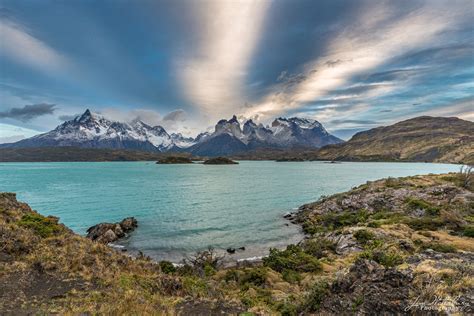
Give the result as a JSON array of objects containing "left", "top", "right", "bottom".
[
  {"left": 119, "top": 217, "right": 138, "bottom": 232},
  {"left": 86, "top": 217, "right": 138, "bottom": 244}
]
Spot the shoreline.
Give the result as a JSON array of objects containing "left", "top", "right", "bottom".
[{"left": 1, "top": 171, "right": 473, "bottom": 314}]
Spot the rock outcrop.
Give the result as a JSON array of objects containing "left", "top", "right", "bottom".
[
  {"left": 156, "top": 156, "right": 193, "bottom": 164},
  {"left": 203, "top": 157, "right": 238, "bottom": 165},
  {"left": 86, "top": 217, "right": 138, "bottom": 244}
]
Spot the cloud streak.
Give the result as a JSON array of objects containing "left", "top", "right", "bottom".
[
  {"left": 176, "top": 0, "right": 270, "bottom": 119},
  {"left": 0, "top": 103, "right": 56, "bottom": 122},
  {"left": 0, "top": 18, "right": 70, "bottom": 74},
  {"left": 245, "top": 1, "right": 472, "bottom": 123}
]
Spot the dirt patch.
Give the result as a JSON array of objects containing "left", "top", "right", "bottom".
[
  {"left": 176, "top": 298, "right": 246, "bottom": 315},
  {"left": 0, "top": 268, "right": 88, "bottom": 313}
]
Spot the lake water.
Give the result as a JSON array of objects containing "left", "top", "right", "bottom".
[{"left": 0, "top": 161, "right": 460, "bottom": 262}]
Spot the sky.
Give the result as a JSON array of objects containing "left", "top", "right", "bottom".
[{"left": 0, "top": 0, "right": 473, "bottom": 142}]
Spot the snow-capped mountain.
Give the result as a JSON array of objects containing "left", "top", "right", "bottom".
[
  {"left": 2, "top": 109, "right": 195, "bottom": 152},
  {"left": 2, "top": 110, "right": 343, "bottom": 155},
  {"left": 188, "top": 115, "right": 343, "bottom": 156}
]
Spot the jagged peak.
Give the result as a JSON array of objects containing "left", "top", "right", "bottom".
[{"left": 228, "top": 115, "right": 239, "bottom": 123}]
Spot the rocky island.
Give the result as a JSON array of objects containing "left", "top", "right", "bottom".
[
  {"left": 203, "top": 157, "right": 238, "bottom": 164},
  {"left": 276, "top": 157, "right": 305, "bottom": 162},
  {"left": 156, "top": 156, "right": 194, "bottom": 164},
  {"left": 0, "top": 168, "right": 472, "bottom": 314}
]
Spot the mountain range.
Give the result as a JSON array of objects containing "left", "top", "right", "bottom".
[{"left": 1, "top": 109, "right": 343, "bottom": 155}]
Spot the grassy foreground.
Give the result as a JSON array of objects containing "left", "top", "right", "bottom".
[{"left": 0, "top": 170, "right": 473, "bottom": 314}]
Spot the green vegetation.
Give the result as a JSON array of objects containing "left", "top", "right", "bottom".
[
  {"left": 302, "top": 238, "right": 336, "bottom": 258},
  {"left": 18, "top": 213, "right": 64, "bottom": 238},
  {"left": 359, "top": 249, "right": 404, "bottom": 267},
  {"left": 159, "top": 260, "right": 176, "bottom": 274},
  {"left": 422, "top": 242, "right": 457, "bottom": 253},
  {"left": 354, "top": 229, "right": 375, "bottom": 245},
  {"left": 263, "top": 245, "right": 322, "bottom": 273},
  {"left": 311, "top": 209, "right": 369, "bottom": 232},
  {"left": 302, "top": 280, "right": 329, "bottom": 312},
  {"left": 405, "top": 197, "right": 440, "bottom": 215}
]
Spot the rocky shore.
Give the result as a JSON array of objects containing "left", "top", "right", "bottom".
[
  {"left": 1, "top": 170, "right": 472, "bottom": 314},
  {"left": 86, "top": 217, "right": 138, "bottom": 244}
]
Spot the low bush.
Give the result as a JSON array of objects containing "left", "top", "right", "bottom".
[
  {"left": 282, "top": 269, "right": 302, "bottom": 284},
  {"left": 463, "top": 226, "right": 474, "bottom": 237},
  {"left": 159, "top": 260, "right": 176, "bottom": 274},
  {"left": 359, "top": 249, "right": 404, "bottom": 267},
  {"left": 302, "top": 238, "right": 336, "bottom": 258},
  {"left": 423, "top": 242, "right": 457, "bottom": 253},
  {"left": 403, "top": 217, "right": 445, "bottom": 231},
  {"left": 405, "top": 197, "right": 440, "bottom": 216},
  {"left": 264, "top": 245, "right": 322, "bottom": 273},
  {"left": 316, "top": 209, "right": 370, "bottom": 231},
  {"left": 353, "top": 229, "right": 375, "bottom": 245},
  {"left": 302, "top": 280, "right": 329, "bottom": 312},
  {"left": 239, "top": 268, "right": 267, "bottom": 287},
  {"left": 18, "top": 213, "right": 64, "bottom": 238},
  {"left": 276, "top": 302, "right": 298, "bottom": 316}
]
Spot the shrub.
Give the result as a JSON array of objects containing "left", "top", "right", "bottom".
[
  {"left": 263, "top": 245, "right": 322, "bottom": 273},
  {"left": 459, "top": 165, "right": 473, "bottom": 190},
  {"left": 367, "top": 221, "right": 381, "bottom": 228},
  {"left": 354, "top": 229, "right": 375, "bottom": 245},
  {"left": 18, "top": 213, "right": 64, "bottom": 238},
  {"left": 302, "top": 280, "right": 329, "bottom": 312},
  {"left": 159, "top": 260, "right": 176, "bottom": 274},
  {"left": 276, "top": 302, "right": 298, "bottom": 316},
  {"left": 403, "top": 217, "right": 445, "bottom": 231},
  {"left": 359, "top": 249, "right": 404, "bottom": 267},
  {"left": 463, "top": 226, "right": 474, "bottom": 237},
  {"left": 224, "top": 269, "right": 239, "bottom": 283},
  {"left": 405, "top": 197, "right": 440, "bottom": 215},
  {"left": 282, "top": 269, "right": 302, "bottom": 284},
  {"left": 317, "top": 209, "right": 369, "bottom": 231},
  {"left": 423, "top": 242, "right": 457, "bottom": 253},
  {"left": 385, "top": 177, "right": 403, "bottom": 188},
  {"left": 184, "top": 247, "right": 223, "bottom": 277},
  {"left": 302, "top": 238, "right": 336, "bottom": 258},
  {"left": 239, "top": 268, "right": 267, "bottom": 287}
]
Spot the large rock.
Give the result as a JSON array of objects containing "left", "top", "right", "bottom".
[{"left": 86, "top": 217, "right": 138, "bottom": 244}]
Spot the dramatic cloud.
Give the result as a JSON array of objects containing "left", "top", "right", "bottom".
[
  {"left": 245, "top": 1, "right": 473, "bottom": 124},
  {"left": 0, "top": 0, "right": 472, "bottom": 139},
  {"left": 176, "top": 0, "right": 270, "bottom": 119},
  {"left": 163, "top": 109, "right": 187, "bottom": 122},
  {"left": 0, "top": 103, "right": 56, "bottom": 122},
  {"left": 0, "top": 18, "right": 70, "bottom": 74}
]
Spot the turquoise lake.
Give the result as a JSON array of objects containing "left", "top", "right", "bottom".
[{"left": 0, "top": 161, "right": 460, "bottom": 262}]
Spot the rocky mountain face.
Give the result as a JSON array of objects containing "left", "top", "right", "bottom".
[
  {"left": 316, "top": 116, "right": 474, "bottom": 164},
  {"left": 2, "top": 110, "right": 343, "bottom": 155},
  {"left": 188, "top": 115, "right": 343, "bottom": 156},
  {"left": 1, "top": 109, "right": 195, "bottom": 152}
]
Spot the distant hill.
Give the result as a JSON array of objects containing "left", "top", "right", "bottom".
[
  {"left": 0, "top": 147, "right": 187, "bottom": 162},
  {"left": 316, "top": 116, "right": 474, "bottom": 164}
]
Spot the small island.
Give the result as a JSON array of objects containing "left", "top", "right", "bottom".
[
  {"left": 203, "top": 157, "right": 238, "bottom": 165},
  {"left": 276, "top": 157, "right": 305, "bottom": 162},
  {"left": 156, "top": 156, "right": 193, "bottom": 164}
]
